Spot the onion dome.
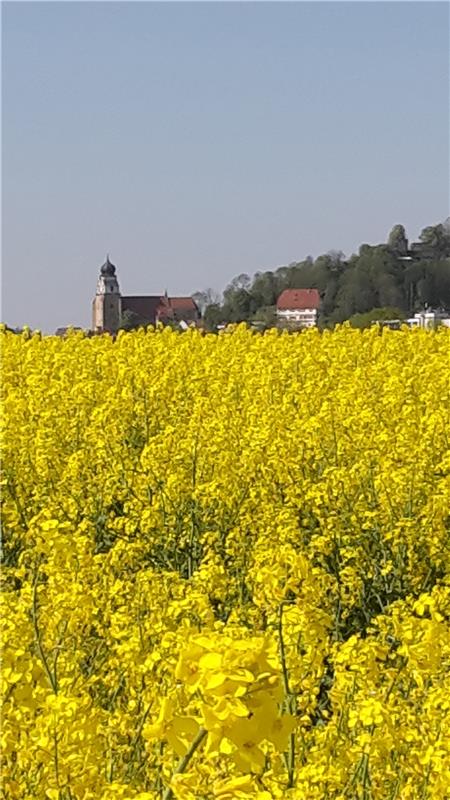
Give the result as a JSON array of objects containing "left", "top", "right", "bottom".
[{"left": 100, "top": 255, "right": 116, "bottom": 277}]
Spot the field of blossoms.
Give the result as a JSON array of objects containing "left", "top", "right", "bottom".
[{"left": 1, "top": 324, "right": 450, "bottom": 800}]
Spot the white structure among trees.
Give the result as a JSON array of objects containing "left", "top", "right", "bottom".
[{"left": 276, "top": 289, "right": 321, "bottom": 328}]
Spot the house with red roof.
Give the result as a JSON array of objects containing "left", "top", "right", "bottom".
[{"left": 276, "top": 288, "right": 321, "bottom": 329}]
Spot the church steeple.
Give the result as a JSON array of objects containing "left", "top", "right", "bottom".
[
  {"left": 100, "top": 254, "right": 117, "bottom": 277},
  {"left": 92, "top": 256, "right": 121, "bottom": 333}
]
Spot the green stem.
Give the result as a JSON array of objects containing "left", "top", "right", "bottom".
[
  {"left": 162, "top": 727, "right": 207, "bottom": 800},
  {"left": 126, "top": 701, "right": 153, "bottom": 778},
  {"left": 278, "top": 603, "right": 296, "bottom": 789},
  {"left": 32, "top": 576, "right": 58, "bottom": 694}
]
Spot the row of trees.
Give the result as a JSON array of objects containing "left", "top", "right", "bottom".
[{"left": 193, "top": 221, "right": 450, "bottom": 329}]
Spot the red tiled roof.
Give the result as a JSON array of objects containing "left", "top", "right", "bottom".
[
  {"left": 276, "top": 288, "right": 320, "bottom": 311},
  {"left": 169, "top": 297, "right": 198, "bottom": 311}
]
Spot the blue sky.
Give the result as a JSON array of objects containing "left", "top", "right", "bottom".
[{"left": 2, "top": 1, "right": 449, "bottom": 331}]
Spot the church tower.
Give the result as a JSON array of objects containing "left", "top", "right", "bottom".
[{"left": 92, "top": 256, "right": 121, "bottom": 333}]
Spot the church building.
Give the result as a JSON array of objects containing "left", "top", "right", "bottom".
[{"left": 92, "top": 257, "right": 200, "bottom": 333}]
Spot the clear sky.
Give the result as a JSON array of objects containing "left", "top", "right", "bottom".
[{"left": 2, "top": 1, "right": 449, "bottom": 332}]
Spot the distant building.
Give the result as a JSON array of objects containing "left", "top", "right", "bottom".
[
  {"left": 276, "top": 288, "right": 321, "bottom": 328},
  {"left": 371, "top": 319, "right": 402, "bottom": 330},
  {"left": 92, "top": 257, "right": 121, "bottom": 334},
  {"left": 92, "top": 257, "right": 200, "bottom": 334},
  {"left": 119, "top": 294, "right": 199, "bottom": 325},
  {"left": 397, "top": 235, "right": 448, "bottom": 263},
  {"left": 406, "top": 309, "right": 450, "bottom": 329},
  {"left": 55, "top": 327, "right": 83, "bottom": 336}
]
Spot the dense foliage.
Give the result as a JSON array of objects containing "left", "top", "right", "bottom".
[
  {"left": 195, "top": 221, "right": 450, "bottom": 329},
  {"left": 2, "top": 325, "right": 450, "bottom": 800}
]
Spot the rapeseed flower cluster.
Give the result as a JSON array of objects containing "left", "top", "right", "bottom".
[{"left": 1, "top": 323, "right": 450, "bottom": 799}]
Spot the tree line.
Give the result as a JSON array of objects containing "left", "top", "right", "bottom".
[{"left": 193, "top": 221, "right": 450, "bottom": 330}]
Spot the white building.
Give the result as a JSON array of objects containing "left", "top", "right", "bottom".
[
  {"left": 276, "top": 289, "right": 321, "bottom": 328},
  {"left": 406, "top": 309, "right": 450, "bottom": 329}
]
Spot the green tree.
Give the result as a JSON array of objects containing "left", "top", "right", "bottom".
[
  {"left": 222, "top": 274, "right": 256, "bottom": 323},
  {"left": 387, "top": 224, "right": 408, "bottom": 256},
  {"left": 419, "top": 224, "right": 450, "bottom": 258},
  {"left": 222, "top": 289, "right": 255, "bottom": 323},
  {"left": 313, "top": 252, "right": 346, "bottom": 319},
  {"left": 349, "top": 306, "right": 406, "bottom": 329},
  {"left": 203, "top": 303, "right": 225, "bottom": 331},
  {"left": 251, "top": 305, "right": 277, "bottom": 329},
  {"left": 415, "top": 260, "right": 450, "bottom": 309},
  {"left": 119, "top": 310, "right": 147, "bottom": 331},
  {"left": 191, "top": 289, "right": 220, "bottom": 316},
  {"left": 250, "top": 271, "right": 278, "bottom": 307},
  {"left": 332, "top": 265, "right": 376, "bottom": 322}
]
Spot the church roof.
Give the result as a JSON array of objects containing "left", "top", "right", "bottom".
[
  {"left": 121, "top": 295, "right": 200, "bottom": 325},
  {"left": 100, "top": 255, "right": 117, "bottom": 277},
  {"left": 169, "top": 297, "right": 198, "bottom": 311},
  {"left": 121, "top": 296, "right": 165, "bottom": 322}
]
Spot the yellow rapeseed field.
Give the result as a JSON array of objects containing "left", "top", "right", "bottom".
[{"left": 1, "top": 324, "right": 450, "bottom": 800}]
